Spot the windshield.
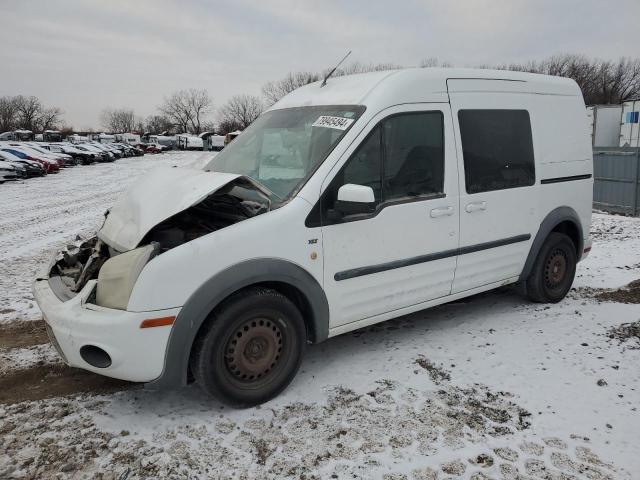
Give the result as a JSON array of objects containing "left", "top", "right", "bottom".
[{"left": 205, "top": 105, "right": 364, "bottom": 200}]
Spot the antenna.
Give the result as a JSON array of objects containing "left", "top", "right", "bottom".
[{"left": 321, "top": 50, "right": 352, "bottom": 87}]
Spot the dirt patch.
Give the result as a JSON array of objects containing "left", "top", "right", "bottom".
[
  {"left": 0, "top": 319, "right": 48, "bottom": 350},
  {"left": 0, "top": 363, "right": 135, "bottom": 404},
  {"left": 415, "top": 356, "right": 451, "bottom": 384},
  {"left": 0, "top": 381, "right": 536, "bottom": 479},
  {"left": 607, "top": 321, "right": 640, "bottom": 349},
  {"left": 570, "top": 279, "right": 640, "bottom": 304},
  {"left": 595, "top": 279, "right": 640, "bottom": 304}
]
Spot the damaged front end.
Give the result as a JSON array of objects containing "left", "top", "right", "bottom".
[
  {"left": 48, "top": 236, "right": 109, "bottom": 300},
  {"left": 141, "top": 180, "right": 269, "bottom": 251},
  {"left": 47, "top": 171, "right": 271, "bottom": 309}
]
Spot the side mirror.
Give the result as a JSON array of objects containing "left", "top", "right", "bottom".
[{"left": 334, "top": 183, "right": 376, "bottom": 216}]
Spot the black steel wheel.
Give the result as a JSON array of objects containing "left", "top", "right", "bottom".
[
  {"left": 190, "top": 287, "right": 306, "bottom": 407},
  {"left": 525, "top": 232, "right": 577, "bottom": 303}
]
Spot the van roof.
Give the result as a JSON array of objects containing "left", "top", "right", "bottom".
[{"left": 271, "top": 67, "right": 581, "bottom": 111}]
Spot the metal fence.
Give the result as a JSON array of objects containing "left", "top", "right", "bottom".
[{"left": 593, "top": 147, "right": 640, "bottom": 216}]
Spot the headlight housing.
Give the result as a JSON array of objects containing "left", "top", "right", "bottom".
[{"left": 95, "top": 244, "right": 157, "bottom": 310}]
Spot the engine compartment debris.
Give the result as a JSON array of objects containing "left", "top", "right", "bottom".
[{"left": 48, "top": 180, "right": 270, "bottom": 298}]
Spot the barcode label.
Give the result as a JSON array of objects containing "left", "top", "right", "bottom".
[{"left": 312, "top": 115, "right": 354, "bottom": 130}]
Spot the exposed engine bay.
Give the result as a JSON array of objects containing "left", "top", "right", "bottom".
[
  {"left": 48, "top": 179, "right": 270, "bottom": 301},
  {"left": 142, "top": 183, "right": 269, "bottom": 251}
]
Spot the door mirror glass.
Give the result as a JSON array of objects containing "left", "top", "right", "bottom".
[{"left": 335, "top": 184, "right": 375, "bottom": 216}]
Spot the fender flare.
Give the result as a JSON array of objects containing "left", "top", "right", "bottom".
[
  {"left": 147, "top": 258, "right": 329, "bottom": 389},
  {"left": 518, "top": 206, "right": 585, "bottom": 282}
]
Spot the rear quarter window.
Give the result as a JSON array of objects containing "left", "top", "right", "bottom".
[{"left": 458, "top": 109, "right": 535, "bottom": 194}]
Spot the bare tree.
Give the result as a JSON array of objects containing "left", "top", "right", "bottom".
[
  {"left": 261, "top": 62, "right": 401, "bottom": 106},
  {"left": 0, "top": 96, "right": 18, "bottom": 132},
  {"left": 262, "top": 71, "right": 320, "bottom": 106},
  {"left": 419, "top": 57, "right": 452, "bottom": 68},
  {"left": 334, "top": 61, "right": 402, "bottom": 76},
  {"left": 186, "top": 89, "right": 212, "bottom": 133},
  {"left": 489, "top": 54, "right": 640, "bottom": 105},
  {"left": 14, "top": 95, "right": 43, "bottom": 131},
  {"left": 217, "top": 118, "right": 243, "bottom": 135},
  {"left": 159, "top": 88, "right": 213, "bottom": 134},
  {"left": 0, "top": 95, "right": 64, "bottom": 132},
  {"left": 144, "top": 114, "right": 174, "bottom": 134},
  {"left": 36, "top": 107, "right": 63, "bottom": 131},
  {"left": 217, "top": 94, "right": 263, "bottom": 130},
  {"left": 100, "top": 108, "right": 136, "bottom": 133}
]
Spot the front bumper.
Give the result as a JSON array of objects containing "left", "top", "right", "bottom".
[{"left": 33, "top": 261, "right": 181, "bottom": 383}]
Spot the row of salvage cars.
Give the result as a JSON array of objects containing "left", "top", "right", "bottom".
[{"left": 0, "top": 141, "right": 146, "bottom": 183}]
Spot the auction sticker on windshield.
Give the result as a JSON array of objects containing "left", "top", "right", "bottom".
[{"left": 312, "top": 116, "right": 354, "bottom": 130}]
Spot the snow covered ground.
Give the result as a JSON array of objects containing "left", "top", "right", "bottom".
[{"left": 0, "top": 151, "right": 639, "bottom": 479}]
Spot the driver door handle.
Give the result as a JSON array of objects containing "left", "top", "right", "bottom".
[
  {"left": 430, "top": 206, "right": 454, "bottom": 218},
  {"left": 465, "top": 201, "right": 487, "bottom": 213}
]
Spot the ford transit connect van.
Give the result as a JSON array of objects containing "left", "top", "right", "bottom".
[{"left": 34, "top": 68, "right": 593, "bottom": 406}]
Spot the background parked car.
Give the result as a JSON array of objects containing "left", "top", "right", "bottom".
[
  {"left": 0, "top": 150, "right": 46, "bottom": 177},
  {"left": 0, "top": 146, "right": 60, "bottom": 173},
  {"left": 7, "top": 143, "right": 67, "bottom": 168},
  {"left": 73, "top": 144, "right": 111, "bottom": 162},
  {"left": 144, "top": 144, "right": 162, "bottom": 154},
  {"left": 0, "top": 135, "right": 148, "bottom": 187},
  {"left": 0, "top": 160, "right": 20, "bottom": 182},
  {"left": 24, "top": 143, "right": 77, "bottom": 166},
  {"left": 43, "top": 143, "right": 95, "bottom": 165}
]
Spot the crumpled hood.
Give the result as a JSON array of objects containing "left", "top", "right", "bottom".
[{"left": 98, "top": 167, "right": 242, "bottom": 252}]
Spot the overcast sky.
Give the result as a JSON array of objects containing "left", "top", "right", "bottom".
[{"left": 1, "top": 0, "right": 638, "bottom": 130}]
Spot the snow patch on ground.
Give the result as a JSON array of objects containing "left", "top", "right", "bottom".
[{"left": 0, "top": 379, "right": 623, "bottom": 479}]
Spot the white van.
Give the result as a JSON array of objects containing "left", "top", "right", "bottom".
[
  {"left": 176, "top": 134, "right": 204, "bottom": 151},
  {"left": 34, "top": 68, "right": 593, "bottom": 406}
]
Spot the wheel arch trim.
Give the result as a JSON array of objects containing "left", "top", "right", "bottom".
[
  {"left": 146, "top": 258, "right": 329, "bottom": 389},
  {"left": 519, "top": 206, "right": 585, "bottom": 282}
]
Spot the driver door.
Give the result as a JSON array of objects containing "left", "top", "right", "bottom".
[{"left": 319, "top": 104, "right": 459, "bottom": 328}]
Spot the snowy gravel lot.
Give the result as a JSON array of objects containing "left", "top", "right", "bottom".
[{"left": 1, "top": 151, "right": 639, "bottom": 479}]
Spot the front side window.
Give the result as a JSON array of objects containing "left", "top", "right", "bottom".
[
  {"left": 458, "top": 109, "right": 535, "bottom": 194},
  {"left": 205, "top": 105, "right": 364, "bottom": 202},
  {"left": 383, "top": 112, "right": 444, "bottom": 200},
  {"left": 314, "top": 111, "right": 445, "bottom": 225},
  {"left": 342, "top": 126, "right": 383, "bottom": 203}
]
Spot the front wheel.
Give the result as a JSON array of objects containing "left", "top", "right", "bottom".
[
  {"left": 190, "top": 287, "right": 306, "bottom": 407},
  {"left": 525, "top": 232, "right": 577, "bottom": 303}
]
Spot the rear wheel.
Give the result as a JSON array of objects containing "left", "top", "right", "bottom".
[
  {"left": 525, "top": 232, "right": 577, "bottom": 303},
  {"left": 190, "top": 287, "right": 306, "bottom": 407}
]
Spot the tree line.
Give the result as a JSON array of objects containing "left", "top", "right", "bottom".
[
  {"left": 0, "top": 95, "right": 63, "bottom": 133},
  {"left": 3, "top": 54, "right": 639, "bottom": 136},
  {"left": 261, "top": 54, "right": 640, "bottom": 109}
]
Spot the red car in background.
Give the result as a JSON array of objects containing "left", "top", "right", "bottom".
[
  {"left": 144, "top": 144, "right": 162, "bottom": 154},
  {"left": 0, "top": 147, "right": 60, "bottom": 173}
]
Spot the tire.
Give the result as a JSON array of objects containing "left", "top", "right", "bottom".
[
  {"left": 190, "top": 287, "right": 306, "bottom": 407},
  {"left": 525, "top": 232, "right": 577, "bottom": 303}
]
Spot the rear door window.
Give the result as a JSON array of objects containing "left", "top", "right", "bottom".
[{"left": 458, "top": 109, "right": 535, "bottom": 194}]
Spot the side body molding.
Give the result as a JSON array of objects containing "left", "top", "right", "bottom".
[
  {"left": 148, "top": 258, "right": 329, "bottom": 389},
  {"left": 519, "top": 206, "right": 585, "bottom": 282}
]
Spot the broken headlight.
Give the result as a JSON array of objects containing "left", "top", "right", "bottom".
[{"left": 95, "top": 243, "right": 158, "bottom": 310}]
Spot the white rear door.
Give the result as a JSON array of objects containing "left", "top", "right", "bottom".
[{"left": 448, "top": 80, "right": 538, "bottom": 293}]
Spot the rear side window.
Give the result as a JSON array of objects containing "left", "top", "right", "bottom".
[{"left": 458, "top": 110, "right": 535, "bottom": 194}]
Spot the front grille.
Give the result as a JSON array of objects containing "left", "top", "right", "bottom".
[{"left": 45, "top": 322, "right": 68, "bottom": 364}]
